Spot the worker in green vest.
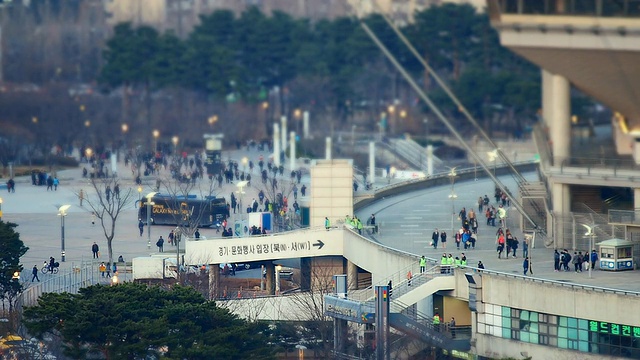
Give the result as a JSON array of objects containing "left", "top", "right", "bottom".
[
  {"left": 446, "top": 254, "right": 454, "bottom": 273},
  {"left": 420, "top": 256, "right": 427, "bottom": 273},
  {"left": 440, "top": 254, "right": 448, "bottom": 274},
  {"left": 461, "top": 253, "right": 467, "bottom": 266},
  {"left": 433, "top": 312, "right": 441, "bottom": 332},
  {"left": 454, "top": 257, "right": 462, "bottom": 268}
]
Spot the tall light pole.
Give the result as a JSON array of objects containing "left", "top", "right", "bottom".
[
  {"left": 487, "top": 149, "right": 498, "bottom": 177},
  {"left": 0, "top": 197, "right": 3, "bottom": 221},
  {"left": 152, "top": 129, "right": 160, "bottom": 154},
  {"left": 582, "top": 224, "right": 597, "bottom": 279},
  {"left": 58, "top": 205, "right": 71, "bottom": 262},
  {"left": 236, "top": 181, "right": 248, "bottom": 221},
  {"left": 121, "top": 123, "right": 129, "bottom": 152},
  {"left": 171, "top": 136, "right": 179, "bottom": 155},
  {"left": 137, "top": 186, "right": 142, "bottom": 202},
  {"left": 447, "top": 167, "right": 458, "bottom": 236},
  {"left": 146, "top": 192, "right": 158, "bottom": 249}
]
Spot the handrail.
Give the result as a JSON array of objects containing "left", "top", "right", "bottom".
[{"left": 471, "top": 266, "right": 640, "bottom": 296}]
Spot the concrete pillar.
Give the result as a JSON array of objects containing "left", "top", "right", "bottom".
[
  {"left": 208, "top": 264, "right": 220, "bottom": 300},
  {"left": 550, "top": 74, "right": 571, "bottom": 165},
  {"left": 634, "top": 188, "right": 640, "bottom": 210},
  {"left": 290, "top": 131, "right": 296, "bottom": 171},
  {"left": 303, "top": 111, "right": 310, "bottom": 139},
  {"left": 273, "top": 123, "right": 281, "bottom": 167},
  {"left": 542, "top": 69, "right": 554, "bottom": 128},
  {"left": 281, "top": 116, "right": 287, "bottom": 152},
  {"left": 552, "top": 182, "right": 571, "bottom": 248},
  {"left": 300, "top": 257, "right": 311, "bottom": 291},
  {"left": 347, "top": 260, "right": 358, "bottom": 291},
  {"left": 325, "top": 137, "right": 332, "bottom": 160},
  {"left": 426, "top": 145, "right": 434, "bottom": 176},
  {"left": 265, "top": 263, "right": 275, "bottom": 295},
  {"left": 369, "top": 142, "right": 375, "bottom": 184}
]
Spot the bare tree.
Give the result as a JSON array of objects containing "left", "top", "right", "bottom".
[{"left": 78, "top": 177, "right": 134, "bottom": 263}]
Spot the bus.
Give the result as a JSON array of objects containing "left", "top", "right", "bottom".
[{"left": 138, "top": 194, "right": 228, "bottom": 228}]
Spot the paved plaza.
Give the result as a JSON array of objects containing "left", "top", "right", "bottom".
[
  {"left": 2, "top": 150, "right": 639, "bottom": 294},
  {"left": 357, "top": 173, "right": 640, "bottom": 294}
]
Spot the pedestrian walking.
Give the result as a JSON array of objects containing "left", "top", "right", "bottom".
[
  {"left": 440, "top": 231, "right": 447, "bottom": 249},
  {"left": 156, "top": 236, "right": 164, "bottom": 252},
  {"left": 523, "top": 257, "right": 530, "bottom": 275},
  {"left": 407, "top": 270, "right": 412, "bottom": 286},
  {"left": 53, "top": 177, "right": 59, "bottom": 191},
  {"left": 431, "top": 229, "right": 439, "bottom": 249},
  {"left": 553, "top": 250, "right": 560, "bottom": 271},
  {"left": 590, "top": 250, "right": 598, "bottom": 270},
  {"left": 92, "top": 242, "right": 99, "bottom": 259},
  {"left": 99, "top": 262, "right": 106, "bottom": 277},
  {"left": 31, "top": 265, "right": 40, "bottom": 282},
  {"left": 387, "top": 280, "right": 392, "bottom": 297},
  {"left": 138, "top": 219, "right": 144, "bottom": 236},
  {"left": 79, "top": 189, "right": 84, "bottom": 207},
  {"left": 325, "top": 217, "right": 330, "bottom": 230},
  {"left": 168, "top": 230, "right": 175, "bottom": 245}
]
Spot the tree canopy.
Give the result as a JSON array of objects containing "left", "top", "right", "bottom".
[
  {"left": 0, "top": 221, "right": 29, "bottom": 312},
  {"left": 98, "top": 4, "right": 540, "bottom": 126},
  {"left": 23, "top": 283, "right": 275, "bottom": 359}
]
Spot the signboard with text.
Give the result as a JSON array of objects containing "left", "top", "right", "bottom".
[{"left": 184, "top": 228, "right": 344, "bottom": 265}]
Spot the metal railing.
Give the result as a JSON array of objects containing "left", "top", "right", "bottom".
[
  {"left": 16, "top": 260, "right": 133, "bottom": 309},
  {"left": 495, "top": 0, "right": 640, "bottom": 18}
]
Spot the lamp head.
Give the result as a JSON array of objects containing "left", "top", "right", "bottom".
[
  {"left": 58, "top": 204, "right": 71, "bottom": 214},
  {"left": 145, "top": 192, "right": 158, "bottom": 200}
]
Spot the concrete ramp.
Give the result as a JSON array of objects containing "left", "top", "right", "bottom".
[{"left": 393, "top": 275, "right": 455, "bottom": 307}]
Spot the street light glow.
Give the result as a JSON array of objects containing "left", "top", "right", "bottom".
[
  {"left": 58, "top": 204, "right": 71, "bottom": 262},
  {"left": 152, "top": 129, "right": 160, "bottom": 139},
  {"left": 121, "top": 123, "right": 129, "bottom": 133}
]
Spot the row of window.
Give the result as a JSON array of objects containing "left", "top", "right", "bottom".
[{"left": 478, "top": 304, "right": 640, "bottom": 358}]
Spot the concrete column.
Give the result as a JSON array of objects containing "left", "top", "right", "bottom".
[
  {"left": 208, "top": 264, "right": 220, "bottom": 300},
  {"left": 325, "top": 137, "right": 332, "bottom": 160},
  {"left": 369, "top": 142, "right": 375, "bottom": 184},
  {"left": 347, "top": 260, "right": 358, "bottom": 291},
  {"left": 634, "top": 188, "right": 640, "bottom": 210},
  {"left": 265, "top": 263, "right": 275, "bottom": 295},
  {"left": 300, "top": 257, "right": 311, "bottom": 291},
  {"left": 550, "top": 74, "right": 571, "bottom": 165},
  {"left": 552, "top": 182, "right": 571, "bottom": 248},
  {"left": 281, "top": 116, "right": 287, "bottom": 152},
  {"left": 303, "top": 111, "right": 310, "bottom": 139},
  {"left": 541, "top": 69, "right": 554, "bottom": 128},
  {"left": 290, "top": 131, "right": 296, "bottom": 171},
  {"left": 273, "top": 123, "right": 281, "bottom": 167},
  {"left": 427, "top": 145, "right": 434, "bottom": 176}
]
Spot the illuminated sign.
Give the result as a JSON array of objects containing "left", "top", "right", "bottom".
[{"left": 589, "top": 320, "right": 640, "bottom": 338}]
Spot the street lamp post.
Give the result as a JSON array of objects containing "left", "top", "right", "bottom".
[
  {"left": 137, "top": 186, "right": 142, "bottom": 202},
  {"left": 121, "top": 123, "right": 129, "bottom": 152},
  {"left": 58, "top": 205, "right": 71, "bottom": 262},
  {"left": 487, "top": 149, "right": 498, "bottom": 177},
  {"left": 448, "top": 168, "right": 458, "bottom": 237},
  {"left": 146, "top": 192, "right": 158, "bottom": 249},
  {"left": 171, "top": 136, "right": 179, "bottom": 155},
  {"left": 152, "top": 129, "right": 160, "bottom": 154},
  {"left": 582, "top": 224, "right": 597, "bottom": 279},
  {"left": 208, "top": 115, "right": 218, "bottom": 130},
  {"left": 0, "top": 197, "right": 3, "bottom": 221}
]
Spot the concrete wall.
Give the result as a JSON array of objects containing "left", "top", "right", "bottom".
[
  {"left": 310, "top": 159, "right": 353, "bottom": 228},
  {"left": 480, "top": 274, "right": 640, "bottom": 325},
  {"left": 474, "top": 334, "right": 617, "bottom": 360}
]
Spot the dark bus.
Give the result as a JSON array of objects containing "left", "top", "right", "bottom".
[{"left": 138, "top": 195, "right": 228, "bottom": 227}]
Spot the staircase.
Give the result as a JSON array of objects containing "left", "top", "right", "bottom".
[
  {"left": 324, "top": 266, "right": 470, "bottom": 352},
  {"left": 519, "top": 181, "right": 549, "bottom": 234}
]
